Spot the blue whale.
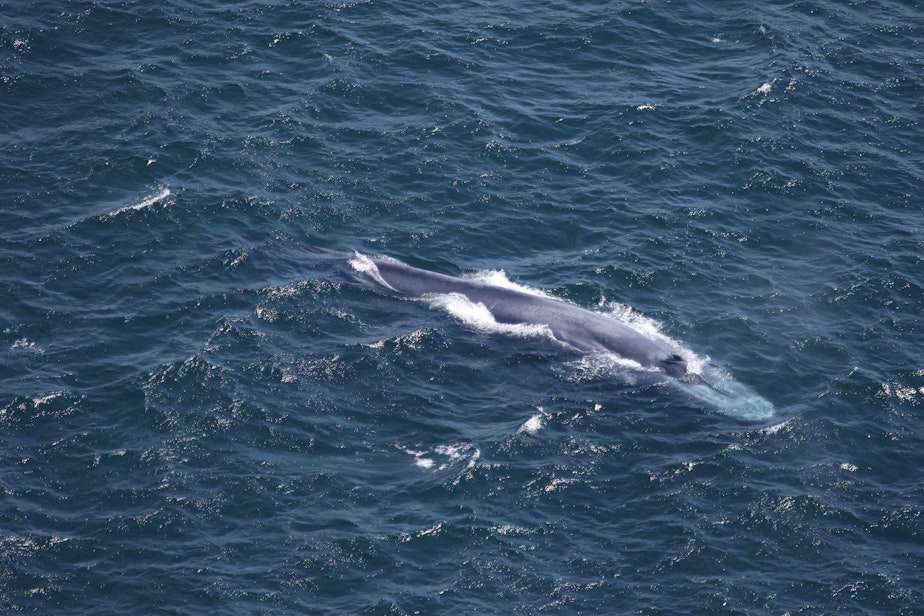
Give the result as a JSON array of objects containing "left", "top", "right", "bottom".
[
  {"left": 324, "top": 248, "right": 775, "bottom": 419},
  {"left": 362, "top": 255, "right": 688, "bottom": 378}
]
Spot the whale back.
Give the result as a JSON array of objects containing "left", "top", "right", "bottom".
[{"left": 370, "top": 257, "right": 687, "bottom": 377}]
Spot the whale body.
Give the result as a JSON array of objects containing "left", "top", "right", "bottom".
[
  {"left": 324, "top": 248, "right": 775, "bottom": 420},
  {"left": 363, "top": 256, "right": 688, "bottom": 378}
]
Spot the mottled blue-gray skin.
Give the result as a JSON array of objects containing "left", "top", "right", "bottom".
[{"left": 371, "top": 258, "right": 688, "bottom": 378}]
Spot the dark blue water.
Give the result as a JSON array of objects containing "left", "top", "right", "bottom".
[{"left": 2, "top": 1, "right": 922, "bottom": 613}]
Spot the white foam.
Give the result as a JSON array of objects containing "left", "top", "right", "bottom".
[
  {"left": 559, "top": 352, "right": 650, "bottom": 383},
  {"left": 349, "top": 252, "right": 395, "bottom": 290},
  {"left": 11, "top": 338, "right": 36, "bottom": 350},
  {"left": 348, "top": 251, "right": 376, "bottom": 275},
  {"left": 363, "top": 328, "right": 431, "bottom": 351},
  {"left": 423, "top": 292, "right": 553, "bottom": 340},
  {"left": 403, "top": 443, "right": 479, "bottom": 473},
  {"left": 598, "top": 300, "right": 670, "bottom": 345},
  {"left": 879, "top": 381, "right": 924, "bottom": 404},
  {"left": 467, "top": 270, "right": 551, "bottom": 297},
  {"left": 435, "top": 443, "right": 472, "bottom": 462},
  {"left": 101, "top": 186, "right": 171, "bottom": 220},
  {"left": 466, "top": 269, "right": 556, "bottom": 299},
  {"left": 756, "top": 417, "right": 791, "bottom": 435},
  {"left": 416, "top": 521, "right": 444, "bottom": 537},
  {"left": 33, "top": 391, "right": 66, "bottom": 406},
  {"left": 543, "top": 477, "right": 577, "bottom": 493},
  {"left": 518, "top": 410, "right": 544, "bottom": 435}
]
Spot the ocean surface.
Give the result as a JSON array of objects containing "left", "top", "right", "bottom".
[{"left": 2, "top": 0, "right": 922, "bottom": 613}]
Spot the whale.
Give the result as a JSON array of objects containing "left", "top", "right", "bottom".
[
  {"left": 355, "top": 254, "right": 688, "bottom": 377},
  {"left": 322, "top": 249, "right": 776, "bottom": 420}
]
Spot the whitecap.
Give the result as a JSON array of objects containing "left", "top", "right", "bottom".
[
  {"left": 402, "top": 442, "right": 480, "bottom": 474},
  {"left": 101, "top": 186, "right": 171, "bottom": 220},
  {"left": 518, "top": 411, "right": 544, "bottom": 435}
]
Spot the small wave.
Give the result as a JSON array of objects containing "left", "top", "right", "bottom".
[
  {"left": 32, "top": 391, "right": 67, "bottom": 406},
  {"left": 878, "top": 378, "right": 924, "bottom": 406},
  {"left": 401, "top": 442, "right": 480, "bottom": 474},
  {"left": 10, "top": 337, "right": 42, "bottom": 354},
  {"left": 100, "top": 186, "right": 171, "bottom": 220},
  {"left": 517, "top": 410, "right": 545, "bottom": 435},
  {"left": 763, "top": 418, "right": 793, "bottom": 435}
]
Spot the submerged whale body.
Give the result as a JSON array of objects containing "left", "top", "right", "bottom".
[{"left": 365, "top": 256, "right": 688, "bottom": 378}]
